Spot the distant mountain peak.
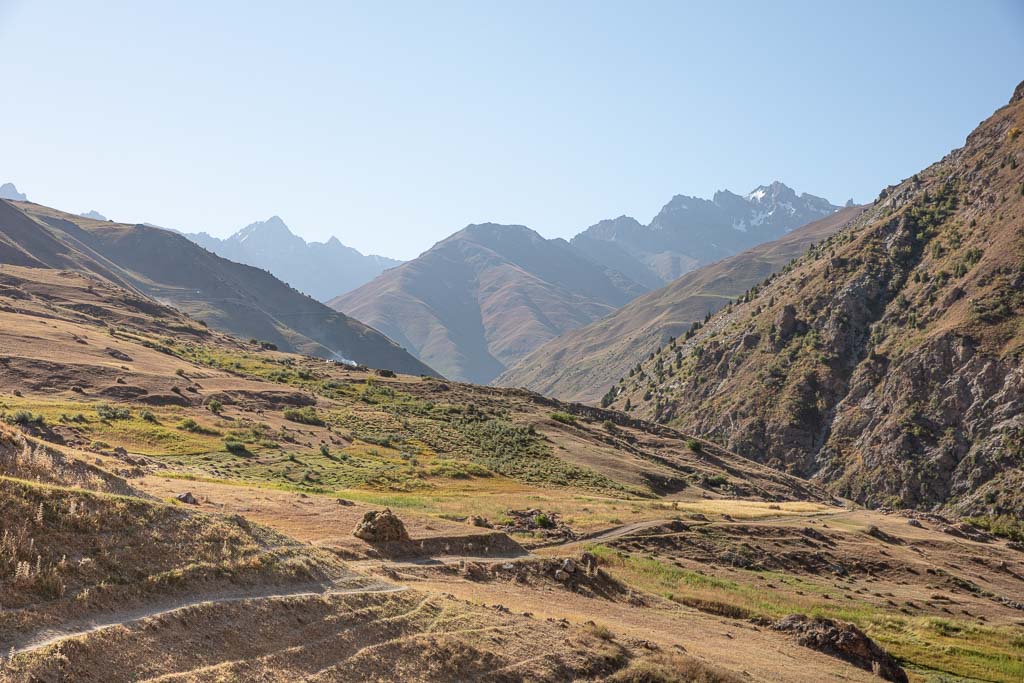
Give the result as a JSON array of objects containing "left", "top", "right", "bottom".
[
  {"left": 0, "top": 183, "right": 27, "bottom": 201},
  {"left": 80, "top": 210, "right": 107, "bottom": 221},
  {"left": 575, "top": 181, "right": 841, "bottom": 285},
  {"left": 185, "top": 216, "right": 401, "bottom": 302},
  {"left": 233, "top": 215, "right": 296, "bottom": 242}
]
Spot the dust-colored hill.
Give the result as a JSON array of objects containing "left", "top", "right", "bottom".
[
  {"left": 329, "top": 223, "right": 647, "bottom": 384},
  {"left": 497, "top": 206, "right": 864, "bottom": 404},
  {"left": 610, "top": 81, "right": 1024, "bottom": 515},
  {"left": 0, "top": 199, "right": 435, "bottom": 376}
]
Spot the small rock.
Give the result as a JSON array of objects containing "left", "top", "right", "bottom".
[
  {"left": 561, "top": 558, "right": 577, "bottom": 574},
  {"left": 554, "top": 569, "right": 570, "bottom": 582},
  {"left": 907, "top": 519, "right": 923, "bottom": 528},
  {"left": 176, "top": 492, "right": 199, "bottom": 505}
]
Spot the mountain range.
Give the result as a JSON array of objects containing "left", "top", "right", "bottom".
[
  {"left": 332, "top": 183, "right": 840, "bottom": 383},
  {"left": 572, "top": 182, "right": 843, "bottom": 287},
  {"left": 0, "top": 199, "right": 434, "bottom": 375},
  {"left": 330, "top": 223, "right": 647, "bottom": 383},
  {"left": 606, "top": 81, "right": 1024, "bottom": 514},
  {"left": 188, "top": 216, "right": 401, "bottom": 301},
  {"left": 497, "top": 204, "right": 866, "bottom": 403}
]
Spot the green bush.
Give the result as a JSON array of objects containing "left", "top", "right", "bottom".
[
  {"left": 6, "top": 410, "right": 44, "bottom": 426},
  {"left": 206, "top": 399, "right": 223, "bottom": 414},
  {"left": 97, "top": 404, "right": 131, "bottom": 420},
  {"left": 686, "top": 438, "right": 703, "bottom": 453},
  {"left": 703, "top": 473, "right": 728, "bottom": 488},
  {"left": 283, "top": 406, "right": 324, "bottom": 426},
  {"left": 550, "top": 412, "right": 577, "bottom": 426},
  {"left": 533, "top": 513, "right": 554, "bottom": 529},
  {"left": 179, "top": 418, "right": 202, "bottom": 432},
  {"left": 139, "top": 409, "right": 158, "bottom": 423},
  {"left": 224, "top": 440, "right": 249, "bottom": 455}
]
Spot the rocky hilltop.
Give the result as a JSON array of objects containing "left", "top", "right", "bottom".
[{"left": 609, "top": 82, "right": 1024, "bottom": 514}]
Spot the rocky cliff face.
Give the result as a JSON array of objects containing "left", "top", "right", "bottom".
[{"left": 609, "top": 83, "right": 1024, "bottom": 515}]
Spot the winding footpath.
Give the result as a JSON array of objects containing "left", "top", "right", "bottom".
[{"left": 7, "top": 581, "right": 406, "bottom": 658}]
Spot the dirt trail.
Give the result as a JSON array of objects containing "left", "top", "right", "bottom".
[{"left": 8, "top": 580, "right": 406, "bottom": 658}]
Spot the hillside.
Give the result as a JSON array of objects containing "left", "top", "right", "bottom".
[
  {"left": 2, "top": 209, "right": 1023, "bottom": 681},
  {"left": 497, "top": 206, "right": 865, "bottom": 403},
  {"left": 609, "top": 82, "right": 1024, "bottom": 514},
  {"left": 330, "top": 223, "right": 647, "bottom": 384},
  {"left": 0, "top": 199, "right": 434, "bottom": 376},
  {"left": 572, "top": 182, "right": 842, "bottom": 286},
  {"left": 188, "top": 216, "right": 401, "bottom": 301}
]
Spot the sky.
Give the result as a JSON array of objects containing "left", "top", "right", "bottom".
[{"left": 1, "top": 1, "right": 1022, "bottom": 260}]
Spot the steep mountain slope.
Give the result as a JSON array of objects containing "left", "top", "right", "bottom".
[
  {"left": 0, "top": 199, "right": 435, "bottom": 375},
  {"left": 189, "top": 216, "right": 400, "bottom": 301},
  {"left": 329, "top": 224, "right": 647, "bottom": 383},
  {"left": 609, "top": 82, "right": 1024, "bottom": 514},
  {"left": 497, "top": 205, "right": 865, "bottom": 403},
  {"left": 572, "top": 182, "right": 842, "bottom": 285}
]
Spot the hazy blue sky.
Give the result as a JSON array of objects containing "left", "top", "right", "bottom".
[{"left": 1, "top": 1, "right": 1022, "bottom": 259}]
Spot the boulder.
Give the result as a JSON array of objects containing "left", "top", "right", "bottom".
[
  {"left": 352, "top": 508, "right": 410, "bottom": 543},
  {"left": 773, "top": 614, "right": 907, "bottom": 682},
  {"left": 561, "top": 558, "right": 577, "bottom": 574},
  {"left": 176, "top": 491, "right": 198, "bottom": 505}
]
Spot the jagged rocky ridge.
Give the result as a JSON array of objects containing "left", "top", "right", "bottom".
[{"left": 572, "top": 181, "right": 841, "bottom": 286}]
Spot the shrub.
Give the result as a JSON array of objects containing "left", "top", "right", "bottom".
[
  {"left": 139, "top": 410, "right": 158, "bottom": 423},
  {"left": 375, "top": 368, "right": 396, "bottom": 378},
  {"left": 175, "top": 368, "right": 187, "bottom": 377},
  {"left": 97, "top": 404, "right": 131, "bottom": 420},
  {"left": 206, "top": 399, "right": 223, "bottom": 415},
  {"left": 259, "top": 341, "right": 278, "bottom": 351},
  {"left": 586, "top": 622, "right": 615, "bottom": 641},
  {"left": 686, "top": 438, "right": 703, "bottom": 453},
  {"left": 179, "top": 418, "right": 202, "bottom": 432},
  {"left": 703, "top": 473, "right": 728, "bottom": 488},
  {"left": 550, "top": 412, "right": 577, "bottom": 426},
  {"left": 602, "top": 420, "right": 618, "bottom": 433},
  {"left": 319, "top": 444, "right": 331, "bottom": 457},
  {"left": 283, "top": 406, "right": 324, "bottom": 426},
  {"left": 224, "top": 440, "right": 249, "bottom": 455},
  {"left": 533, "top": 513, "right": 554, "bottom": 529},
  {"left": 6, "top": 410, "right": 43, "bottom": 426}
]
